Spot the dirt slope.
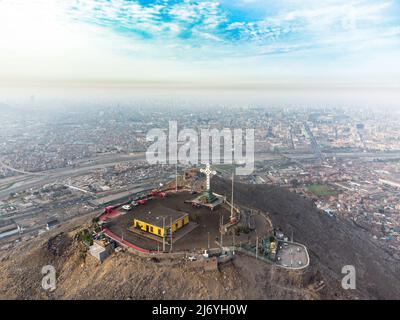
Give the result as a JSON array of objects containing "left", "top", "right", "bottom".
[
  {"left": 0, "top": 213, "right": 328, "bottom": 300},
  {"left": 213, "top": 177, "right": 400, "bottom": 299},
  {"left": 0, "top": 228, "right": 321, "bottom": 300},
  {"left": 1, "top": 179, "right": 398, "bottom": 299}
]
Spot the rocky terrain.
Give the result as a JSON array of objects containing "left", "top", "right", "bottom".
[
  {"left": 0, "top": 229, "right": 321, "bottom": 299},
  {"left": 0, "top": 221, "right": 326, "bottom": 300},
  {"left": 0, "top": 178, "right": 399, "bottom": 299},
  {"left": 214, "top": 177, "right": 400, "bottom": 299}
]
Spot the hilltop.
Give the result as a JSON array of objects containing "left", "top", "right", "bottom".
[{"left": 0, "top": 178, "right": 399, "bottom": 299}]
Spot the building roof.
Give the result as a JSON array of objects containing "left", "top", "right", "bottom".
[{"left": 134, "top": 205, "right": 188, "bottom": 228}]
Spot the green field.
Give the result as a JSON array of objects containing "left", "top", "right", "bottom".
[{"left": 307, "top": 184, "right": 338, "bottom": 197}]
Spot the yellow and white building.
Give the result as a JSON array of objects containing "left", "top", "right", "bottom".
[{"left": 133, "top": 207, "right": 189, "bottom": 238}]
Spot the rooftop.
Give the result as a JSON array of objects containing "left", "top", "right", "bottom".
[{"left": 133, "top": 204, "right": 188, "bottom": 228}]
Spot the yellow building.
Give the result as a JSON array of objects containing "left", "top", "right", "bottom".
[{"left": 133, "top": 207, "right": 189, "bottom": 238}]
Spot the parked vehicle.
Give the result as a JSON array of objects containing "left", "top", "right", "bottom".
[{"left": 104, "top": 206, "right": 114, "bottom": 214}]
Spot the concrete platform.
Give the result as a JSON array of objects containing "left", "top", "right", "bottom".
[
  {"left": 275, "top": 241, "right": 309, "bottom": 269},
  {"left": 106, "top": 191, "right": 238, "bottom": 251},
  {"left": 189, "top": 193, "right": 225, "bottom": 210}
]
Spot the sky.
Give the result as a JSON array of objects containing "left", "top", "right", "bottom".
[{"left": 0, "top": 0, "right": 399, "bottom": 88}]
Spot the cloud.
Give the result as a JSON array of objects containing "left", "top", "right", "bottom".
[
  {"left": 64, "top": 0, "right": 400, "bottom": 57},
  {"left": 0, "top": 0, "right": 399, "bottom": 86}
]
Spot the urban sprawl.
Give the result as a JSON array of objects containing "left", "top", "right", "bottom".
[{"left": 1, "top": 102, "right": 400, "bottom": 259}]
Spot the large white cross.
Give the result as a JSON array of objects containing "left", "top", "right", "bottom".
[{"left": 200, "top": 163, "right": 216, "bottom": 191}]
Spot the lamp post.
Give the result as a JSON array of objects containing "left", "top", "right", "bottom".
[
  {"left": 170, "top": 217, "right": 173, "bottom": 253},
  {"left": 230, "top": 148, "right": 237, "bottom": 224},
  {"left": 175, "top": 163, "right": 178, "bottom": 192},
  {"left": 256, "top": 235, "right": 259, "bottom": 260},
  {"left": 162, "top": 217, "right": 166, "bottom": 252}
]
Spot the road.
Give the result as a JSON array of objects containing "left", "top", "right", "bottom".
[
  {"left": 0, "top": 207, "right": 100, "bottom": 246},
  {"left": 0, "top": 153, "right": 145, "bottom": 200},
  {"left": 303, "top": 122, "right": 323, "bottom": 160},
  {"left": 2, "top": 150, "right": 400, "bottom": 201}
]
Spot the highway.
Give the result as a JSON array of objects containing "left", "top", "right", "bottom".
[
  {"left": 0, "top": 152, "right": 145, "bottom": 200},
  {"left": 303, "top": 122, "right": 323, "bottom": 160},
  {"left": 2, "top": 150, "right": 400, "bottom": 201},
  {"left": 0, "top": 207, "right": 100, "bottom": 246}
]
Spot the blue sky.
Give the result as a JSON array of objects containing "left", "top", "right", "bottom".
[{"left": 0, "top": 0, "right": 399, "bottom": 87}]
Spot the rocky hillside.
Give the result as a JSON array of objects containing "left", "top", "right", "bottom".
[
  {"left": 0, "top": 226, "right": 324, "bottom": 300},
  {"left": 1, "top": 179, "right": 399, "bottom": 299},
  {"left": 213, "top": 177, "right": 400, "bottom": 299}
]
